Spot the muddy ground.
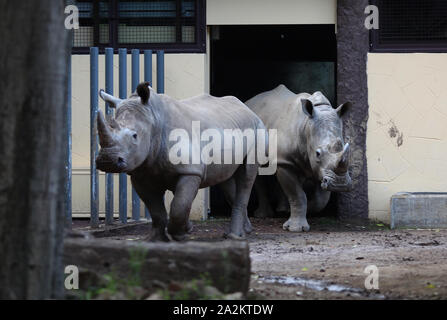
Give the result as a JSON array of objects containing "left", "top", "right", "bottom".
[{"left": 73, "top": 217, "right": 447, "bottom": 300}]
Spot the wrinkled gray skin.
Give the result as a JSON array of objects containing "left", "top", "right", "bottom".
[
  {"left": 96, "top": 82, "right": 265, "bottom": 241},
  {"left": 245, "top": 85, "right": 352, "bottom": 232}
]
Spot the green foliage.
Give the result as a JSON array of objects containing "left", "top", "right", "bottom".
[{"left": 82, "top": 246, "right": 148, "bottom": 300}]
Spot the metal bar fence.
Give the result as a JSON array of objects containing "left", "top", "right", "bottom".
[
  {"left": 86, "top": 47, "right": 164, "bottom": 227},
  {"left": 144, "top": 50, "right": 153, "bottom": 221},
  {"left": 90, "top": 47, "right": 100, "bottom": 228},
  {"left": 131, "top": 49, "right": 141, "bottom": 221},
  {"left": 105, "top": 47, "right": 114, "bottom": 225},
  {"left": 118, "top": 48, "right": 128, "bottom": 224}
]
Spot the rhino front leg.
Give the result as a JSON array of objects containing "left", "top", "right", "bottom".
[
  {"left": 131, "top": 178, "right": 169, "bottom": 242},
  {"left": 276, "top": 167, "right": 309, "bottom": 232},
  {"left": 307, "top": 186, "right": 331, "bottom": 214},
  {"left": 167, "top": 175, "right": 201, "bottom": 241}
]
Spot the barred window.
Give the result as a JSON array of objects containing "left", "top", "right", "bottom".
[
  {"left": 73, "top": 0, "right": 206, "bottom": 53},
  {"left": 370, "top": 0, "right": 447, "bottom": 52}
]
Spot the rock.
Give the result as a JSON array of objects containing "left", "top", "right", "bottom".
[
  {"left": 146, "top": 293, "right": 163, "bottom": 300},
  {"left": 203, "top": 286, "right": 222, "bottom": 298},
  {"left": 223, "top": 292, "right": 243, "bottom": 300},
  {"left": 64, "top": 238, "right": 251, "bottom": 294}
]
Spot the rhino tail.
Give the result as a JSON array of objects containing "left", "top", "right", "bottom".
[{"left": 136, "top": 81, "right": 150, "bottom": 104}]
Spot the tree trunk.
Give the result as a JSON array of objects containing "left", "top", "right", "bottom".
[
  {"left": 336, "top": 0, "right": 370, "bottom": 220},
  {"left": 0, "top": 1, "right": 70, "bottom": 299}
]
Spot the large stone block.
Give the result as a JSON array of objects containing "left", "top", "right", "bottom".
[
  {"left": 390, "top": 192, "right": 447, "bottom": 229},
  {"left": 63, "top": 237, "right": 250, "bottom": 294}
]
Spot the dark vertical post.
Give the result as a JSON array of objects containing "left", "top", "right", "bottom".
[
  {"left": 336, "top": 0, "right": 369, "bottom": 220},
  {"left": 90, "top": 47, "right": 99, "bottom": 228},
  {"left": 131, "top": 49, "right": 141, "bottom": 221},
  {"left": 105, "top": 47, "right": 114, "bottom": 225},
  {"left": 157, "top": 50, "right": 165, "bottom": 94},
  {"left": 65, "top": 55, "right": 72, "bottom": 228},
  {"left": 143, "top": 50, "right": 152, "bottom": 220},
  {"left": 118, "top": 48, "right": 127, "bottom": 223}
]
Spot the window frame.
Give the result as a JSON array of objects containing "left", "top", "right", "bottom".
[
  {"left": 369, "top": 0, "right": 447, "bottom": 53},
  {"left": 72, "top": 0, "right": 206, "bottom": 54}
]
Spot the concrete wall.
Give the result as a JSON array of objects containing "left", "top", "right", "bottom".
[
  {"left": 207, "top": 0, "right": 337, "bottom": 25},
  {"left": 71, "top": 53, "right": 207, "bottom": 220},
  {"left": 367, "top": 53, "right": 447, "bottom": 223}
]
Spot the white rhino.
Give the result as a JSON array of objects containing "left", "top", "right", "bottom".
[
  {"left": 245, "top": 85, "right": 352, "bottom": 232},
  {"left": 96, "top": 82, "right": 267, "bottom": 241}
]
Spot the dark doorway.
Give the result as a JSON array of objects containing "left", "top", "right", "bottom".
[{"left": 209, "top": 24, "right": 337, "bottom": 217}]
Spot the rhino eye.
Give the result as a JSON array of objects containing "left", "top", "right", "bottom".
[
  {"left": 316, "top": 150, "right": 321, "bottom": 158},
  {"left": 132, "top": 133, "right": 137, "bottom": 139}
]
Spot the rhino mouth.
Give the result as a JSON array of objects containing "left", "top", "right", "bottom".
[
  {"left": 96, "top": 156, "right": 127, "bottom": 173},
  {"left": 321, "top": 169, "right": 352, "bottom": 192}
]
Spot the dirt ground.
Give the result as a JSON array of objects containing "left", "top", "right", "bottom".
[{"left": 73, "top": 217, "right": 447, "bottom": 300}]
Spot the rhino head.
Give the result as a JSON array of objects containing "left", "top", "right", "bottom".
[
  {"left": 301, "top": 92, "right": 352, "bottom": 192},
  {"left": 95, "top": 82, "right": 155, "bottom": 173}
]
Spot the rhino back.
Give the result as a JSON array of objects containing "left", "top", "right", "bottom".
[
  {"left": 245, "top": 85, "right": 310, "bottom": 163},
  {"left": 178, "top": 94, "right": 263, "bottom": 130},
  {"left": 146, "top": 93, "right": 265, "bottom": 187}
]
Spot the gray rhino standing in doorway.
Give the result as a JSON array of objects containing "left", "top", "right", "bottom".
[
  {"left": 245, "top": 85, "right": 352, "bottom": 232},
  {"left": 96, "top": 82, "right": 267, "bottom": 241}
]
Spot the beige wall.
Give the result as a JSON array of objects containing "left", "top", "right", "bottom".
[
  {"left": 207, "top": 0, "right": 337, "bottom": 25},
  {"left": 367, "top": 53, "right": 447, "bottom": 223},
  {"left": 71, "top": 53, "right": 207, "bottom": 220}
]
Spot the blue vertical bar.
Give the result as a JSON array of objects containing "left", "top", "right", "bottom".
[
  {"left": 131, "top": 49, "right": 141, "bottom": 221},
  {"left": 118, "top": 48, "right": 127, "bottom": 224},
  {"left": 143, "top": 50, "right": 152, "bottom": 220},
  {"left": 105, "top": 48, "right": 114, "bottom": 225},
  {"left": 157, "top": 50, "right": 165, "bottom": 94},
  {"left": 65, "top": 55, "right": 72, "bottom": 228},
  {"left": 144, "top": 50, "right": 153, "bottom": 85},
  {"left": 90, "top": 47, "right": 99, "bottom": 228}
]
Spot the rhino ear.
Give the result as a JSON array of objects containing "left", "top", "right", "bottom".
[
  {"left": 335, "top": 101, "right": 352, "bottom": 118},
  {"left": 136, "top": 82, "right": 150, "bottom": 104},
  {"left": 301, "top": 99, "right": 314, "bottom": 118}
]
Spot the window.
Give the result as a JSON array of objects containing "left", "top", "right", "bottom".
[
  {"left": 370, "top": 0, "right": 447, "bottom": 52},
  {"left": 72, "top": 0, "right": 206, "bottom": 53}
]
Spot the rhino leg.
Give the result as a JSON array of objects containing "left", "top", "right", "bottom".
[
  {"left": 276, "top": 167, "right": 310, "bottom": 232},
  {"left": 253, "top": 176, "right": 275, "bottom": 218},
  {"left": 132, "top": 185, "right": 169, "bottom": 242},
  {"left": 274, "top": 181, "right": 290, "bottom": 214},
  {"left": 131, "top": 177, "right": 169, "bottom": 241},
  {"left": 167, "top": 175, "right": 201, "bottom": 241},
  {"left": 307, "top": 186, "right": 331, "bottom": 214},
  {"left": 220, "top": 178, "right": 253, "bottom": 235},
  {"left": 226, "top": 163, "right": 258, "bottom": 240}
]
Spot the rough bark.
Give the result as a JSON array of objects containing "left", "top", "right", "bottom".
[
  {"left": 0, "top": 1, "right": 70, "bottom": 299},
  {"left": 64, "top": 238, "right": 251, "bottom": 294},
  {"left": 336, "top": 0, "right": 369, "bottom": 220}
]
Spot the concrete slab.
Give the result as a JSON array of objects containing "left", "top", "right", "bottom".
[{"left": 391, "top": 192, "right": 447, "bottom": 229}]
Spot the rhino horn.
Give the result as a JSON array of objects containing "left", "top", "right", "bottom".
[
  {"left": 97, "top": 109, "right": 115, "bottom": 147},
  {"left": 99, "top": 89, "right": 122, "bottom": 108},
  {"left": 335, "top": 143, "right": 350, "bottom": 174}
]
